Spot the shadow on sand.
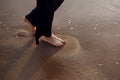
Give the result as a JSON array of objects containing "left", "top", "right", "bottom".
[{"left": 16, "top": 40, "right": 63, "bottom": 80}]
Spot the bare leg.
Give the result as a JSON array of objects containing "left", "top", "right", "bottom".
[{"left": 23, "top": 16, "right": 36, "bottom": 32}]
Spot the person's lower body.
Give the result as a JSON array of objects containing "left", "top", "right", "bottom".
[{"left": 23, "top": 0, "right": 65, "bottom": 47}]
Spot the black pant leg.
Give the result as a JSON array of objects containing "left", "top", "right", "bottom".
[
  {"left": 54, "top": 0, "right": 64, "bottom": 11},
  {"left": 25, "top": 0, "right": 64, "bottom": 45},
  {"left": 25, "top": 0, "right": 43, "bottom": 26},
  {"left": 35, "top": 0, "right": 55, "bottom": 44}
]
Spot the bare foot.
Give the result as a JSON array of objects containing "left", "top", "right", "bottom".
[
  {"left": 40, "top": 35, "right": 65, "bottom": 47},
  {"left": 23, "top": 16, "right": 36, "bottom": 32},
  {"left": 52, "top": 34, "right": 65, "bottom": 44}
]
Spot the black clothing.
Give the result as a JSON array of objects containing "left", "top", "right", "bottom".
[{"left": 25, "top": 0, "right": 64, "bottom": 44}]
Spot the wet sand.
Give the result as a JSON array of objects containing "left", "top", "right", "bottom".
[{"left": 1, "top": 0, "right": 120, "bottom": 80}]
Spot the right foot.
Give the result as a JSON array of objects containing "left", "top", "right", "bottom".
[
  {"left": 40, "top": 35, "right": 65, "bottom": 47},
  {"left": 23, "top": 16, "right": 36, "bottom": 32}
]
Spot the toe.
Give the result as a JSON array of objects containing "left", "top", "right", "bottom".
[{"left": 55, "top": 41, "right": 64, "bottom": 47}]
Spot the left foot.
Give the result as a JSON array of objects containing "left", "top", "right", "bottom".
[
  {"left": 40, "top": 35, "right": 65, "bottom": 47},
  {"left": 52, "top": 34, "right": 65, "bottom": 44}
]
